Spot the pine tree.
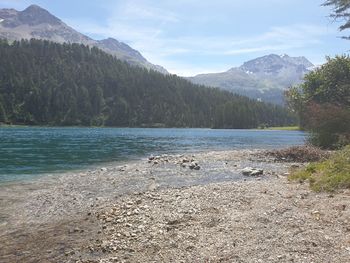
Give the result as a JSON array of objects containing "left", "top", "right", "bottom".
[
  {"left": 0, "top": 102, "right": 7, "bottom": 123},
  {"left": 323, "top": 0, "right": 350, "bottom": 39}
]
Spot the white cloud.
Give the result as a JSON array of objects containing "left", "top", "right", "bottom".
[{"left": 64, "top": 1, "right": 335, "bottom": 76}]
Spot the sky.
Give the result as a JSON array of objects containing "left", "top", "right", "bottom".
[{"left": 0, "top": 0, "right": 349, "bottom": 76}]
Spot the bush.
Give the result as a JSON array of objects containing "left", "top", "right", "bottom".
[
  {"left": 305, "top": 102, "right": 350, "bottom": 148},
  {"left": 287, "top": 56, "right": 350, "bottom": 149}
]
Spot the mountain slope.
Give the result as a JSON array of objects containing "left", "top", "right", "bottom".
[
  {"left": 0, "top": 39, "right": 296, "bottom": 128},
  {"left": 0, "top": 4, "right": 167, "bottom": 73},
  {"left": 188, "top": 54, "right": 314, "bottom": 105}
]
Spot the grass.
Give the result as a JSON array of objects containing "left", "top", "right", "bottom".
[
  {"left": 265, "top": 126, "right": 300, "bottom": 131},
  {"left": 289, "top": 145, "right": 350, "bottom": 192}
]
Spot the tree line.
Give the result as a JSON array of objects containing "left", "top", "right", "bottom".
[{"left": 0, "top": 39, "right": 296, "bottom": 128}]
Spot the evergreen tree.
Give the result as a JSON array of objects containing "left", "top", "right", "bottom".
[
  {"left": 0, "top": 101, "right": 7, "bottom": 123},
  {"left": 0, "top": 39, "right": 296, "bottom": 128},
  {"left": 323, "top": 0, "right": 350, "bottom": 39}
]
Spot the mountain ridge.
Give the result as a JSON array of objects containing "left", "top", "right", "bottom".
[
  {"left": 188, "top": 54, "right": 314, "bottom": 105},
  {"left": 0, "top": 4, "right": 168, "bottom": 73}
]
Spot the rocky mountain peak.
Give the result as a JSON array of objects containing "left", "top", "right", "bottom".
[
  {"left": 239, "top": 54, "right": 314, "bottom": 75},
  {"left": 282, "top": 55, "right": 314, "bottom": 69},
  {"left": 23, "top": 4, "right": 45, "bottom": 12},
  {"left": 0, "top": 4, "right": 62, "bottom": 28},
  {"left": 0, "top": 4, "right": 168, "bottom": 73},
  {"left": 19, "top": 4, "right": 62, "bottom": 26},
  {"left": 240, "top": 54, "right": 288, "bottom": 74},
  {"left": 0, "top": 8, "right": 18, "bottom": 19},
  {"left": 188, "top": 53, "right": 314, "bottom": 105}
]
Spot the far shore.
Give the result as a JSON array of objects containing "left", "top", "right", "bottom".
[
  {"left": 1, "top": 148, "right": 347, "bottom": 263},
  {"left": 264, "top": 126, "right": 300, "bottom": 131},
  {"left": 0, "top": 124, "right": 301, "bottom": 131}
]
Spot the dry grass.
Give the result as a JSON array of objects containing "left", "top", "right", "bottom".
[{"left": 266, "top": 145, "right": 330, "bottom": 163}]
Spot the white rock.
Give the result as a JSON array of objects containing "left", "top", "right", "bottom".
[{"left": 242, "top": 167, "right": 263, "bottom": 176}]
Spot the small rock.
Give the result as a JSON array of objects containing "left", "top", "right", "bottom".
[
  {"left": 189, "top": 163, "right": 196, "bottom": 169},
  {"left": 242, "top": 167, "right": 254, "bottom": 175},
  {"left": 312, "top": 211, "right": 321, "bottom": 220},
  {"left": 242, "top": 167, "right": 263, "bottom": 176},
  {"left": 250, "top": 169, "right": 263, "bottom": 176},
  {"left": 101, "top": 167, "right": 107, "bottom": 172},
  {"left": 189, "top": 162, "right": 200, "bottom": 170}
]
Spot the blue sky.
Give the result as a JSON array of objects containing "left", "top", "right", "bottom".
[{"left": 0, "top": 0, "right": 349, "bottom": 76}]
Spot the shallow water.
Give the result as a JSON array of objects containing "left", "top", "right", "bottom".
[{"left": 0, "top": 127, "right": 306, "bottom": 182}]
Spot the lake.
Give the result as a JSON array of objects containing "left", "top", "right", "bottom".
[{"left": 0, "top": 127, "right": 306, "bottom": 182}]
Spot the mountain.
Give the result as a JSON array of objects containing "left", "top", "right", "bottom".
[
  {"left": 188, "top": 54, "right": 314, "bottom": 105},
  {"left": 0, "top": 39, "right": 296, "bottom": 128},
  {"left": 0, "top": 4, "right": 167, "bottom": 73}
]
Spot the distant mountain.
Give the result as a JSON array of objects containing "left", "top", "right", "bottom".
[
  {"left": 188, "top": 54, "right": 314, "bottom": 105},
  {"left": 0, "top": 5, "right": 167, "bottom": 73}
]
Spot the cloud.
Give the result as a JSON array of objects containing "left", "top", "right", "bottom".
[{"left": 65, "top": 1, "right": 335, "bottom": 76}]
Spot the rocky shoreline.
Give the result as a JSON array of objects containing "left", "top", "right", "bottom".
[{"left": 0, "top": 149, "right": 349, "bottom": 262}]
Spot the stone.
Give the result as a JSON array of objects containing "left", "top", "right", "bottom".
[
  {"left": 189, "top": 163, "right": 196, "bottom": 170},
  {"left": 242, "top": 167, "right": 263, "bottom": 176},
  {"left": 242, "top": 167, "right": 254, "bottom": 176},
  {"left": 250, "top": 169, "right": 263, "bottom": 176},
  {"left": 188, "top": 161, "right": 200, "bottom": 170},
  {"left": 101, "top": 167, "right": 107, "bottom": 172}
]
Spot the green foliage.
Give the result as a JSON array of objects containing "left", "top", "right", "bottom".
[
  {"left": 0, "top": 102, "right": 7, "bottom": 123},
  {"left": 323, "top": 0, "right": 350, "bottom": 39},
  {"left": 286, "top": 56, "right": 350, "bottom": 148},
  {"left": 0, "top": 39, "right": 296, "bottom": 128},
  {"left": 289, "top": 145, "right": 350, "bottom": 192}
]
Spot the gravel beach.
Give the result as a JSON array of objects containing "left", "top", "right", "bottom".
[{"left": 0, "top": 150, "right": 349, "bottom": 263}]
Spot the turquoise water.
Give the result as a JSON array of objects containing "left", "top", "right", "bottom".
[{"left": 0, "top": 127, "right": 306, "bottom": 182}]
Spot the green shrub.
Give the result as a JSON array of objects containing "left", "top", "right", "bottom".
[{"left": 286, "top": 56, "right": 350, "bottom": 149}]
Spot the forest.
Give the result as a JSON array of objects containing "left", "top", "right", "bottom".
[{"left": 0, "top": 39, "right": 296, "bottom": 128}]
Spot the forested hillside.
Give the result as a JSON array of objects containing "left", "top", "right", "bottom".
[{"left": 0, "top": 39, "right": 296, "bottom": 128}]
